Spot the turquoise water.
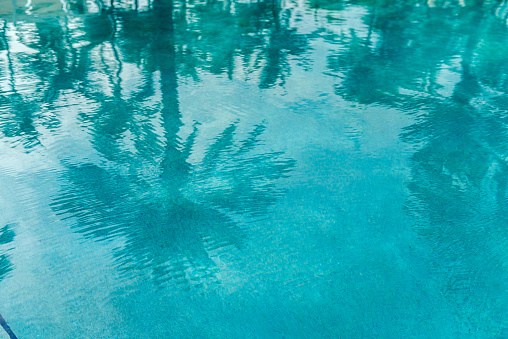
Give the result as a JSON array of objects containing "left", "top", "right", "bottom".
[{"left": 1, "top": 0, "right": 508, "bottom": 337}]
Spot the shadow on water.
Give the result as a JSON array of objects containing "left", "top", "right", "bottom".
[
  {"left": 0, "top": 0, "right": 301, "bottom": 288},
  {"left": 325, "top": 0, "right": 508, "bottom": 334}
]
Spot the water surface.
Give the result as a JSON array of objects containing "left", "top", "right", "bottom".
[{"left": 1, "top": 0, "right": 508, "bottom": 337}]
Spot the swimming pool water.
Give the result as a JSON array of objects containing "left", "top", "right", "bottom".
[{"left": 0, "top": 0, "right": 507, "bottom": 337}]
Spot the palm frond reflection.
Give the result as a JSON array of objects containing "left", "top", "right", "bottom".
[{"left": 51, "top": 120, "right": 295, "bottom": 288}]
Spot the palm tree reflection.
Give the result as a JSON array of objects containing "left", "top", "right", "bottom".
[
  {"left": 0, "top": 225, "right": 15, "bottom": 283},
  {"left": 53, "top": 122, "right": 295, "bottom": 289},
  {"left": 326, "top": 0, "right": 508, "bottom": 328},
  {"left": 47, "top": 0, "right": 296, "bottom": 289}
]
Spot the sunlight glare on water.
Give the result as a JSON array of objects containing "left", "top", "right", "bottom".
[{"left": 1, "top": 0, "right": 508, "bottom": 337}]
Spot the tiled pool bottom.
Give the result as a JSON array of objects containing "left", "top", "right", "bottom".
[{"left": 1, "top": 0, "right": 508, "bottom": 337}]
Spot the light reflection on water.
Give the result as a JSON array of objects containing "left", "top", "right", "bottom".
[{"left": 1, "top": 0, "right": 508, "bottom": 337}]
